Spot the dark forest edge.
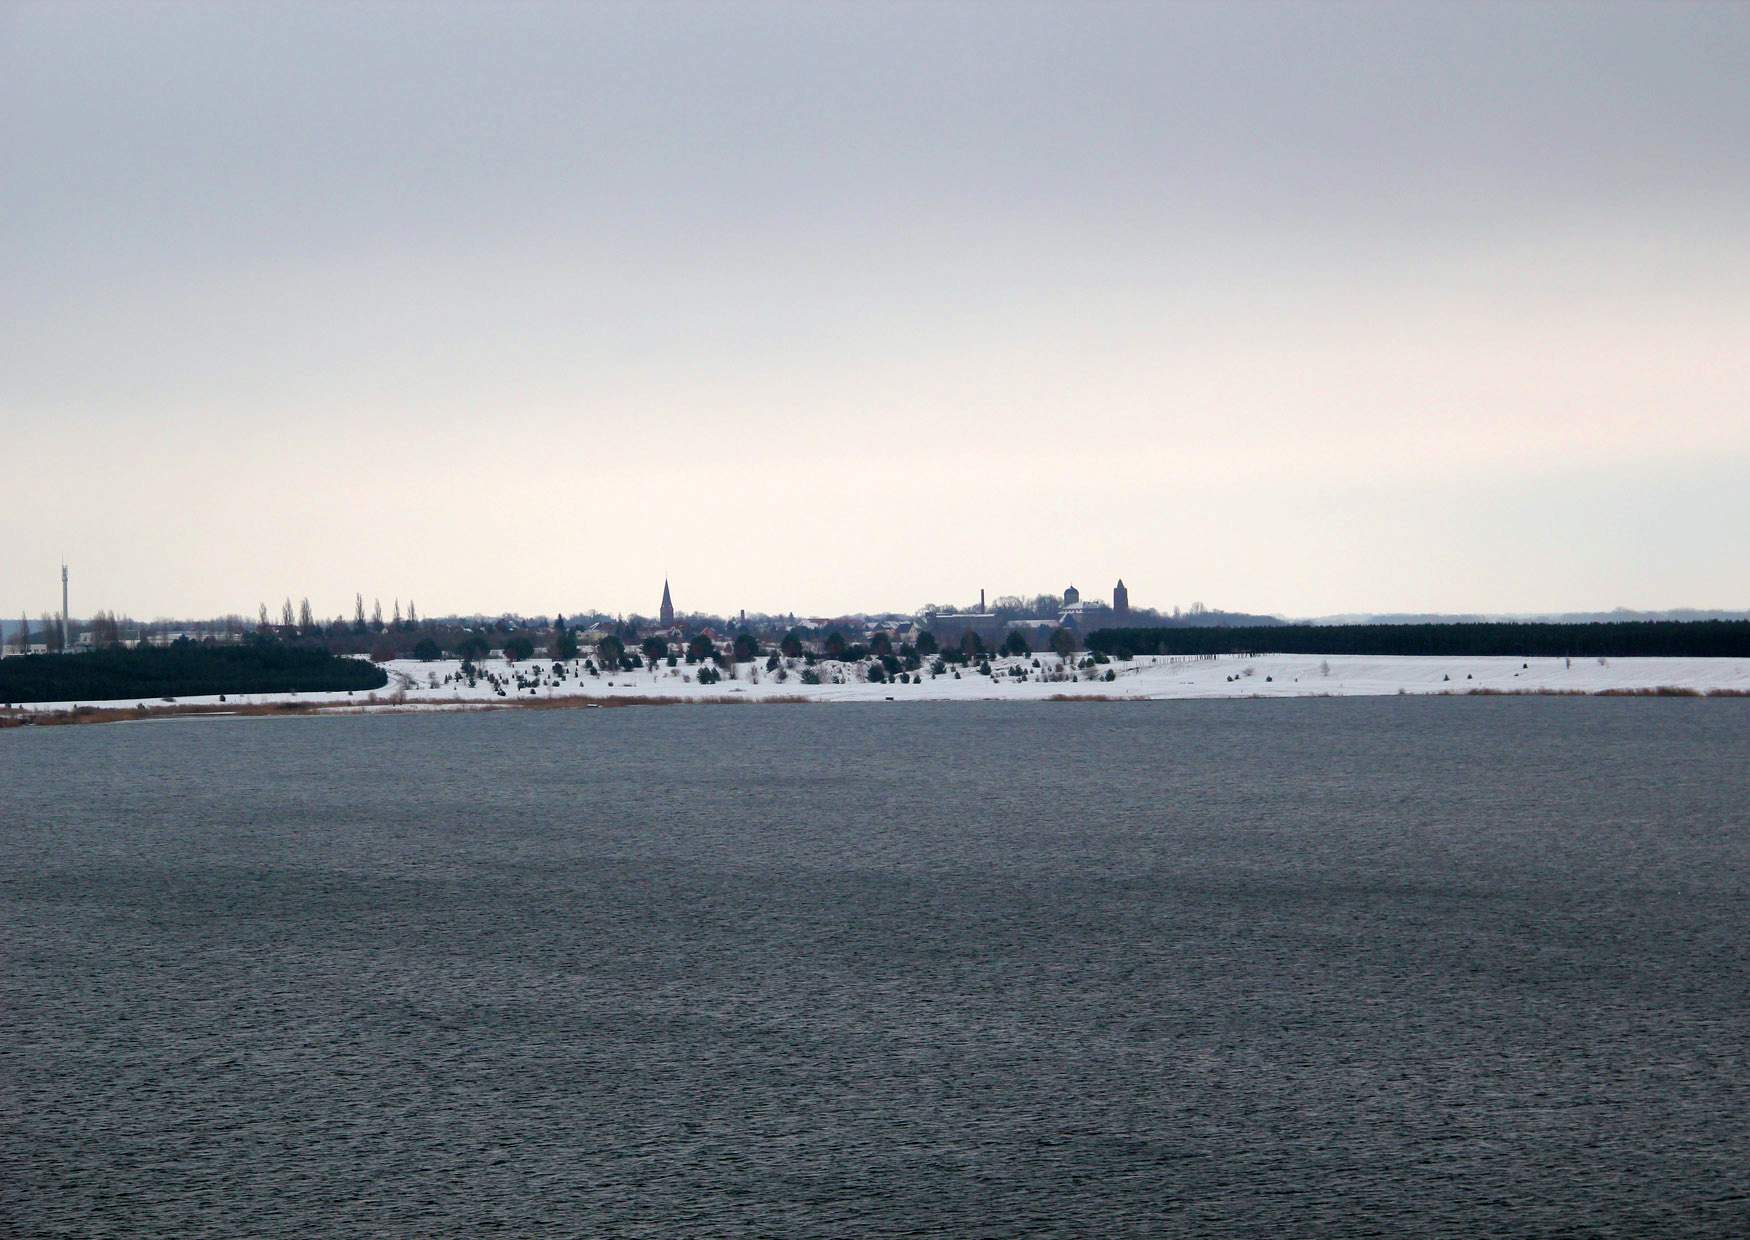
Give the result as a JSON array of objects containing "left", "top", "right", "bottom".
[
  {"left": 1087, "top": 620, "right": 1750, "bottom": 659},
  {"left": 0, "top": 640, "right": 388, "bottom": 705}
]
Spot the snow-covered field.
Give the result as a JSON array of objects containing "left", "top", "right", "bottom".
[{"left": 12, "top": 652, "right": 1750, "bottom": 717}]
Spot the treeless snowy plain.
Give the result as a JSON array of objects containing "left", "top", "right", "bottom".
[{"left": 11, "top": 652, "right": 1749, "bottom": 718}]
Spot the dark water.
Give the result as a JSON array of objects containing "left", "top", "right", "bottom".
[{"left": 3, "top": 699, "right": 1747, "bottom": 1237}]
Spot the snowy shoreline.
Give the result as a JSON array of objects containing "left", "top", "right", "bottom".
[{"left": 7, "top": 652, "right": 1749, "bottom": 722}]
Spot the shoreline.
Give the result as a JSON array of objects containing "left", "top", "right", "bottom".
[
  {"left": 5, "top": 682, "right": 1747, "bottom": 729},
  {"left": 7, "top": 652, "right": 1750, "bottom": 727}
]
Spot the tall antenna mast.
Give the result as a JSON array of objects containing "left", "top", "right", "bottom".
[{"left": 61, "top": 561, "right": 70, "bottom": 651}]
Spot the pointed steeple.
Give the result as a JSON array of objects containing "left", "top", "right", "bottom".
[{"left": 659, "top": 579, "right": 675, "bottom": 626}]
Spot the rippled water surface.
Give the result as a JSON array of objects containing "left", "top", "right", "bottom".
[{"left": 3, "top": 699, "right": 1747, "bottom": 1236}]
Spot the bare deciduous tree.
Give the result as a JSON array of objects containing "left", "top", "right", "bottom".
[{"left": 90, "top": 610, "right": 123, "bottom": 649}]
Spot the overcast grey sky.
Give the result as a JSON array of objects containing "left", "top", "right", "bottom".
[{"left": 3, "top": 1, "right": 1746, "bottom": 621}]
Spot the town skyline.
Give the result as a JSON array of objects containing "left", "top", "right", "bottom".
[{"left": 6, "top": 560, "right": 1747, "bottom": 652}]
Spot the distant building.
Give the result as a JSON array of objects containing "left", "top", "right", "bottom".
[
  {"left": 1057, "top": 599, "right": 1111, "bottom": 629},
  {"left": 1058, "top": 578, "right": 1135, "bottom": 632},
  {"left": 922, "top": 581, "right": 1136, "bottom": 644},
  {"left": 659, "top": 580, "right": 675, "bottom": 627},
  {"left": 924, "top": 610, "right": 1005, "bottom": 645}
]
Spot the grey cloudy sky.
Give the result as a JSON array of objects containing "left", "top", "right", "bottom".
[{"left": 3, "top": 1, "right": 1746, "bottom": 621}]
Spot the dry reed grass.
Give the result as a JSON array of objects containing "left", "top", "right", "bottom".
[{"left": 0, "top": 690, "right": 822, "bottom": 727}]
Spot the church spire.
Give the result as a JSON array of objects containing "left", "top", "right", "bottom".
[{"left": 659, "top": 579, "right": 675, "bottom": 626}]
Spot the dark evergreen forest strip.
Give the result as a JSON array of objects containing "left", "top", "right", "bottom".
[
  {"left": 1088, "top": 621, "right": 1750, "bottom": 659},
  {"left": 0, "top": 642, "right": 389, "bottom": 704}
]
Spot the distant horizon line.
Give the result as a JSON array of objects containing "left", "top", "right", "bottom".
[{"left": 4, "top": 604, "right": 1748, "bottom": 634}]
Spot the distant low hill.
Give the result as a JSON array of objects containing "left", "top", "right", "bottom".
[
  {"left": 1150, "top": 610, "right": 1285, "bottom": 628},
  {"left": 1089, "top": 620, "right": 1750, "bottom": 660},
  {"left": 0, "top": 642, "right": 388, "bottom": 705}
]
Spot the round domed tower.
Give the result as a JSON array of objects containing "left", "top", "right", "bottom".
[{"left": 1063, "top": 584, "right": 1080, "bottom": 606}]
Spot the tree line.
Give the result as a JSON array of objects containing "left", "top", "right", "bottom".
[
  {"left": 1087, "top": 621, "right": 1750, "bottom": 659},
  {"left": 0, "top": 640, "right": 389, "bottom": 705}
]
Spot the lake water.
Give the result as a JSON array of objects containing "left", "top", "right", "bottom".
[{"left": 3, "top": 699, "right": 1747, "bottom": 1236}]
